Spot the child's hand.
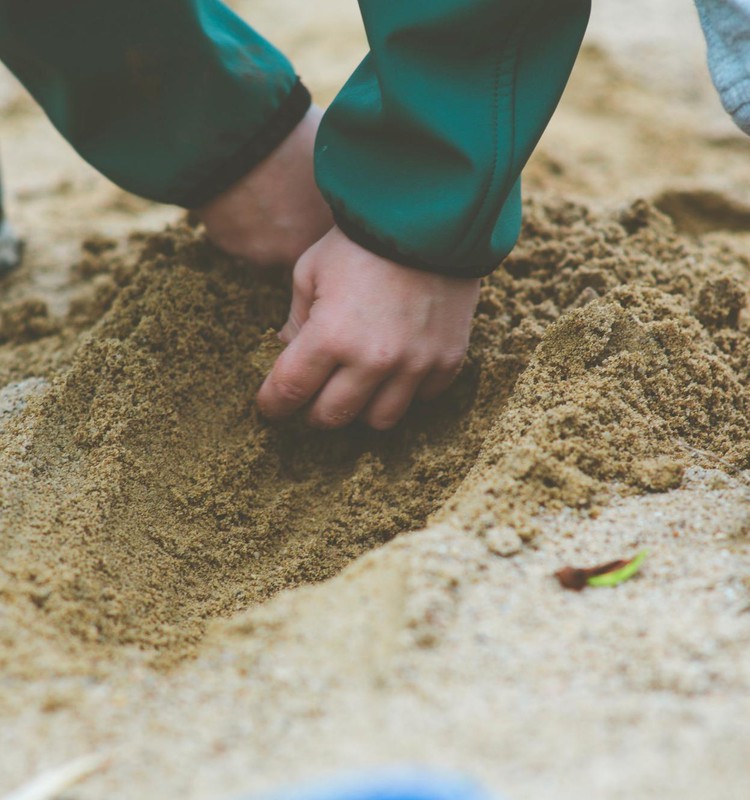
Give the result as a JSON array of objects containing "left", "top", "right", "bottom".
[
  {"left": 257, "top": 227, "right": 480, "bottom": 430},
  {"left": 196, "top": 107, "right": 333, "bottom": 269}
]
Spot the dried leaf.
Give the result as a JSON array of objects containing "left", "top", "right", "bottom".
[{"left": 555, "top": 550, "right": 649, "bottom": 592}]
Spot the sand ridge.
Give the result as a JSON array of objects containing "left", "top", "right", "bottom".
[{"left": 1, "top": 195, "right": 749, "bottom": 687}]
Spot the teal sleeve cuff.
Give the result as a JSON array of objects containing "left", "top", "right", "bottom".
[
  {"left": 315, "top": 0, "right": 590, "bottom": 278},
  {"left": 0, "top": 0, "right": 311, "bottom": 207}
]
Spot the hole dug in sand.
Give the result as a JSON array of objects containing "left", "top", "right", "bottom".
[
  {"left": 0, "top": 228, "right": 517, "bottom": 671},
  {"left": 1, "top": 198, "right": 750, "bottom": 677},
  {"left": 654, "top": 188, "right": 750, "bottom": 236}
]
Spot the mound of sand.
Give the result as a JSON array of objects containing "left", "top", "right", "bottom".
[
  {"left": 0, "top": 224, "right": 511, "bottom": 678},
  {"left": 2, "top": 196, "right": 749, "bottom": 696}
]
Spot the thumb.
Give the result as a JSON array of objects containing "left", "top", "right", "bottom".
[{"left": 279, "top": 259, "right": 315, "bottom": 344}]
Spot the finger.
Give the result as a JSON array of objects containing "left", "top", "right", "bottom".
[
  {"left": 306, "top": 366, "right": 388, "bottom": 429},
  {"left": 361, "top": 371, "right": 425, "bottom": 430},
  {"left": 417, "top": 365, "right": 463, "bottom": 403},
  {"left": 279, "top": 259, "right": 314, "bottom": 344},
  {"left": 257, "top": 330, "right": 338, "bottom": 420}
]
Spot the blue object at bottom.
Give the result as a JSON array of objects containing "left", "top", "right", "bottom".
[{"left": 256, "top": 770, "right": 497, "bottom": 800}]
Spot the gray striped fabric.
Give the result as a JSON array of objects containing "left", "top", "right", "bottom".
[{"left": 695, "top": 0, "right": 750, "bottom": 133}]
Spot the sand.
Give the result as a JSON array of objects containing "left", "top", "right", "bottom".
[{"left": 1, "top": 2, "right": 750, "bottom": 798}]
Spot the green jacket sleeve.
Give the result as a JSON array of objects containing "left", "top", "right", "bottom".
[
  {"left": 315, "top": 0, "right": 590, "bottom": 278},
  {"left": 0, "top": 0, "right": 311, "bottom": 207}
]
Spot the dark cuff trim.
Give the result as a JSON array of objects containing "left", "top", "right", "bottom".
[
  {"left": 181, "top": 78, "right": 312, "bottom": 209},
  {"left": 332, "top": 210, "right": 497, "bottom": 280}
]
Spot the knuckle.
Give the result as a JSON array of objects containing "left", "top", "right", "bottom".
[
  {"left": 403, "top": 355, "right": 432, "bottom": 377},
  {"left": 438, "top": 348, "right": 467, "bottom": 373},
  {"left": 364, "top": 344, "right": 401, "bottom": 373},
  {"left": 318, "top": 327, "right": 349, "bottom": 358},
  {"left": 272, "top": 378, "right": 308, "bottom": 405}
]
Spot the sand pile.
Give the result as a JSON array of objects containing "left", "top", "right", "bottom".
[
  {"left": 444, "top": 199, "right": 750, "bottom": 531},
  {"left": 1, "top": 195, "right": 749, "bottom": 692},
  {"left": 0, "top": 227, "right": 508, "bottom": 678}
]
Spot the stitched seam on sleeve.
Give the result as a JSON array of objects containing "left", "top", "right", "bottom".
[
  {"left": 462, "top": 44, "right": 504, "bottom": 248},
  {"left": 451, "top": 8, "right": 533, "bottom": 262}
]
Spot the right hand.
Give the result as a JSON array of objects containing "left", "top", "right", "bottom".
[{"left": 257, "top": 227, "right": 480, "bottom": 430}]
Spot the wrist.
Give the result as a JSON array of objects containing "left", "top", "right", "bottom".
[
  {"left": 196, "top": 106, "right": 334, "bottom": 267},
  {"left": 331, "top": 210, "right": 494, "bottom": 280},
  {"left": 185, "top": 79, "right": 312, "bottom": 210}
]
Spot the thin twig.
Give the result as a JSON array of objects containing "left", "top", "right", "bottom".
[
  {"left": 2, "top": 753, "right": 108, "bottom": 800},
  {"left": 676, "top": 439, "right": 750, "bottom": 487}
]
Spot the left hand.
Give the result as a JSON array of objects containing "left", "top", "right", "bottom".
[
  {"left": 257, "top": 227, "right": 480, "bottom": 430},
  {"left": 196, "top": 106, "right": 333, "bottom": 269}
]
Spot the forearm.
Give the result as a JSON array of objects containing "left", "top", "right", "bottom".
[
  {"left": 315, "top": 0, "right": 590, "bottom": 278},
  {"left": 0, "top": 0, "right": 310, "bottom": 206}
]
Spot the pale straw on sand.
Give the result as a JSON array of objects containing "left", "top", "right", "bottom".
[{"left": 2, "top": 753, "right": 108, "bottom": 800}]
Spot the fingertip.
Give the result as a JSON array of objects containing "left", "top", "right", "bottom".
[
  {"left": 257, "top": 400, "right": 294, "bottom": 423},
  {"left": 306, "top": 407, "right": 357, "bottom": 430},
  {"left": 257, "top": 334, "right": 338, "bottom": 421},
  {"left": 365, "top": 415, "right": 398, "bottom": 432},
  {"left": 255, "top": 374, "right": 295, "bottom": 422},
  {"left": 417, "top": 370, "right": 457, "bottom": 403},
  {"left": 305, "top": 409, "right": 329, "bottom": 430},
  {"left": 359, "top": 405, "right": 394, "bottom": 431},
  {"left": 361, "top": 373, "right": 422, "bottom": 431},
  {"left": 255, "top": 380, "right": 277, "bottom": 420}
]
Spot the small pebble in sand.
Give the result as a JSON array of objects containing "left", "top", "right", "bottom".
[
  {"left": 637, "top": 457, "right": 685, "bottom": 493},
  {"left": 484, "top": 526, "right": 523, "bottom": 557}
]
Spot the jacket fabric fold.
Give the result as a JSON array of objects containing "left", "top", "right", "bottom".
[
  {"left": 316, "top": 0, "right": 590, "bottom": 276},
  {"left": 0, "top": 0, "right": 309, "bottom": 207}
]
